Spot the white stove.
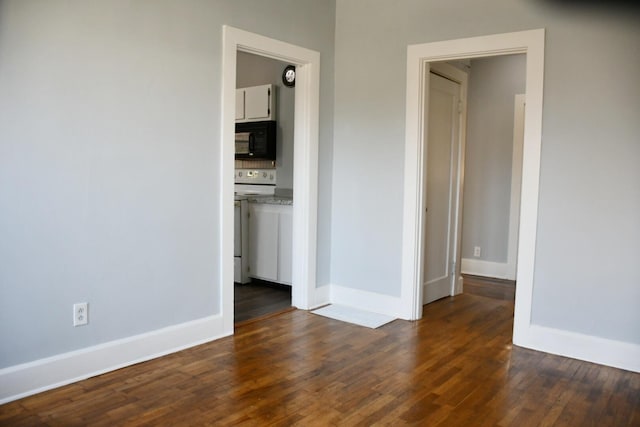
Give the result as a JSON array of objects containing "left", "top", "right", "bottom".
[
  {"left": 234, "top": 169, "right": 276, "bottom": 284},
  {"left": 234, "top": 169, "right": 276, "bottom": 196}
]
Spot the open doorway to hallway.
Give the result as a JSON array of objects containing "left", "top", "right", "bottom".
[
  {"left": 422, "top": 54, "right": 525, "bottom": 306},
  {"left": 457, "top": 55, "right": 526, "bottom": 286}
]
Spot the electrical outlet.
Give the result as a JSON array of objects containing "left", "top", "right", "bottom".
[
  {"left": 73, "top": 302, "right": 88, "bottom": 327},
  {"left": 473, "top": 246, "right": 481, "bottom": 257}
]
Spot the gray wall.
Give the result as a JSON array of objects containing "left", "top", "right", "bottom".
[
  {"left": 462, "top": 54, "right": 526, "bottom": 262},
  {"left": 236, "top": 52, "right": 295, "bottom": 190},
  {"left": 332, "top": 0, "right": 640, "bottom": 344},
  {"left": 0, "top": 0, "right": 335, "bottom": 368}
]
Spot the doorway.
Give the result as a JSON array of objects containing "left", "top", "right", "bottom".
[
  {"left": 424, "top": 55, "right": 526, "bottom": 304},
  {"left": 233, "top": 51, "right": 295, "bottom": 323},
  {"left": 424, "top": 56, "right": 525, "bottom": 305},
  {"left": 400, "top": 29, "right": 545, "bottom": 349},
  {"left": 221, "top": 26, "right": 321, "bottom": 333}
]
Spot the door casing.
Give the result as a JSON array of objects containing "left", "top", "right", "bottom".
[
  {"left": 221, "top": 26, "right": 321, "bottom": 333},
  {"left": 400, "top": 29, "right": 545, "bottom": 349}
]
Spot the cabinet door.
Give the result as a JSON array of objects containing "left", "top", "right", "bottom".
[
  {"left": 278, "top": 207, "right": 293, "bottom": 285},
  {"left": 244, "top": 85, "right": 271, "bottom": 120},
  {"left": 235, "top": 89, "right": 245, "bottom": 120},
  {"left": 248, "top": 204, "right": 279, "bottom": 281}
]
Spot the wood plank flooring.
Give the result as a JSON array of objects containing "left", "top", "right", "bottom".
[
  {"left": 2, "top": 284, "right": 639, "bottom": 426},
  {"left": 234, "top": 280, "right": 292, "bottom": 324},
  {"left": 463, "top": 274, "right": 516, "bottom": 301}
]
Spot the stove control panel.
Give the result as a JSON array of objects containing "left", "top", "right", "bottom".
[{"left": 235, "top": 169, "right": 276, "bottom": 185}]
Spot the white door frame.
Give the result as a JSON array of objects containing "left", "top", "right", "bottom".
[
  {"left": 221, "top": 26, "right": 321, "bottom": 333},
  {"left": 400, "top": 29, "right": 545, "bottom": 347}
]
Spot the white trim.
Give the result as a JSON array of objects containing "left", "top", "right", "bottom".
[
  {"left": 400, "top": 51, "right": 427, "bottom": 320},
  {"left": 506, "top": 94, "right": 526, "bottom": 281},
  {"left": 524, "top": 325, "right": 640, "bottom": 373},
  {"left": 0, "top": 315, "right": 228, "bottom": 404},
  {"left": 312, "top": 284, "right": 331, "bottom": 310},
  {"left": 461, "top": 258, "right": 509, "bottom": 279},
  {"left": 221, "top": 26, "right": 321, "bottom": 330},
  {"left": 330, "top": 284, "right": 406, "bottom": 319},
  {"left": 401, "top": 30, "right": 545, "bottom": 347}
]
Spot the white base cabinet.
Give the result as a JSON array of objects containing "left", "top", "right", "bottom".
[{"left": 248, "top": 203, "right": 292, "bottom": 285}]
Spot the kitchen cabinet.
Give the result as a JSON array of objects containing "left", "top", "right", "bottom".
[
  {"left": 236, "top": 84, "right": 276, "bottom": 122},
  {"left": 248, "top": 204, "right": 279, "bottom": 282},
  {"left": 248, "top": 203, "right": 292, "bottom": 285}
]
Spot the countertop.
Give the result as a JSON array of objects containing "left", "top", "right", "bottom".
[
  {"left": 235, "top": 187, "right": 293, "bottom": 205},
  {"left": 246, "top": 195, "right": 293, "bottom": 206}
]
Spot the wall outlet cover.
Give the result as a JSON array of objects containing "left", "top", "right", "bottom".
[{"left": 73, "top": 302, "right": 88, "bottom": 327}]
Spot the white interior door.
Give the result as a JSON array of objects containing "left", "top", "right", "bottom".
[{"left": 423, "top": 72, "right": 461, "bottom": 304}]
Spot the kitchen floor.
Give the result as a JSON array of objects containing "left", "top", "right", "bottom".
[{"left": 234, "top": 280, "right": 292, "bottom": 324}]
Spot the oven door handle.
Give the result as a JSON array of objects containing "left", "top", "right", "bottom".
[{"left": 248, "top": 132, "right": 255, "bottom": 154}]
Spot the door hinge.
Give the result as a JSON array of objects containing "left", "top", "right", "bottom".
[{"left": 457, "top": 101, "right": 463, "bottom": 114}]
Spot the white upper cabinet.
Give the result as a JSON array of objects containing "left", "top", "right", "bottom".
[{"left": 236, "top": 84, "right": 276, "bottom": 122}]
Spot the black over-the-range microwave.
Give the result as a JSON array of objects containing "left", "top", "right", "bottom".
[{"left": 235, "top": 120, "right": 276, "bottom": 160}]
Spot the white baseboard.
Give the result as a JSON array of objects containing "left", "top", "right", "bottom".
[
  {"left": 455, "top": 275, "right": 463, "bottom": 295},
  {"left": 516, "top": 324, "right": 640, "bottom": 373},
  {"left": 311, "top": 284, "right": 331, "bottom": 309},
  {"left": 461, "top": 258, "right": 509, "bottom": 279},
  {"left": 329, "top": 284, "right": 407, "bottom": 319},
  {"left": 0, "top": 314, "right": 229, "bottom": 404}
]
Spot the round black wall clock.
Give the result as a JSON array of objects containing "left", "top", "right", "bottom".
[{"left": 282, "top": 65, "right": 296, "bottom": 87}]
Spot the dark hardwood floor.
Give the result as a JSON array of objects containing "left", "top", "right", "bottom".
[
  {"left": 463, "top": 274, "right": 516, "bottom": 301},
  {"left": 2, "top": 279, "right": 639, "bottom": 426},
  {"left": 234, "top": 279, "right": 292, "bottom": 324}
]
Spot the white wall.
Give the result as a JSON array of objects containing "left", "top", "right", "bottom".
[
  {"left": 462, "top": 55, "right": 526, "bottom": 263},
  {"left": 0, "top": 0, "right": 335, "bottom": 369},
  {"left": 332, "top": 0, "right": 640, "bottom": 345},
  {"left": 236, "top": 52, "right": 295, "bottom": 189}
]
